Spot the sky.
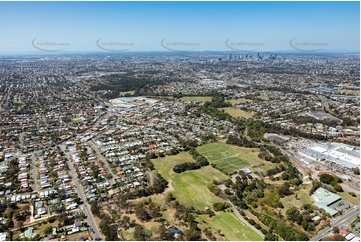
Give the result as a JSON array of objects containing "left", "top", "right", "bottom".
[{"left": 0, "top": 1, "right": 359, "bottom": 53}]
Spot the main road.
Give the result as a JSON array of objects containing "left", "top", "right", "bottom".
[
  {"left": 59, "top": 144, "right": 102, "bottom": 240},
  {"left": 311, "top": 206, "right": 359, "bottom": 241}
]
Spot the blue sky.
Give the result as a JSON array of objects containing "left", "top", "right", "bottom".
[{"left": 0, "top": 1, "right": 359, "bottom": 53}]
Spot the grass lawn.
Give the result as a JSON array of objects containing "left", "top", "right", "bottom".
[
  {"left": 119, "top": 90, "right": 136, "bottom": 96},
  {"left": 338, "top": 191, "right": 360, "bottom": 205},
  {"left": 279, "top": 184, "right": 312, "bottom": 214},
  {"left": 71, "top": 117, "right": 82, "bottom": 123},
  {"left": 227, "top": 98, "right": 253, "bottom": 106},
  {"left": 152, "top": 152, "right": 194, "bottom": 180},
  {"left": 219, "top": 107, "right": 253, "bottom": 119},
  {"left": 149, "top": 96, "right": 174, "bottom": 99},
  {"left": 121, "top": 228, "right": 134, "bottom": 240},
  {"left": 151, "top": 150, "right": 260, "bottom": 240},
  {"left": 68, "top": 232, "right": 91, "bottom": 241},
  {"left": 179, "top": 96, "right": 212, "bottom": 102},
  {"left": 198, "top": 211, "right": 262, "bottom": 241},
  {"left": 34, "top": 220, "right": 60, "bottom": 238},
  {"left": 197, "top": 142, "right": 275, "bottom": 175},
  {"left": 152, "top": 152, "right": 227, "bottom": 209},
  {"left": 172, "top": 166, "right": 228, "bottom": 210},
  {"left": 340, "top": 89, "right": 360, "bottom": 96}
]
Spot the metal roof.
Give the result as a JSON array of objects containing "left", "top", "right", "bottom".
[{"left": 312, "top": 188, "right": 341, "bottom": 217}]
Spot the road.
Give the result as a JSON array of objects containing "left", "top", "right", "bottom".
[
  {"left": 60, "top": 144, "right": 102, "bottom": 240},
  {"left": 18, "top": 132, "right": 38, "bottom": 192},
  {"left": 31, "top": 154, "right": 38, "bottom": 192},
  {"left": 311, "top": 206, "right": 360, "bottom": 241},
  {"left": 89, "top": 141, "right": 117, "bottom": 184}
]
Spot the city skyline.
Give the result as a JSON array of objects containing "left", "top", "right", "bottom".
[{"left": 0, "top": 1, "right": 359, "bottom": 53}]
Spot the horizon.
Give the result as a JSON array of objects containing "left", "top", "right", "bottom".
[
  {"left": 0, "top": 1, "right": 359, "bottom": 53},
  {"left": 0, "top": 49, "right": 360, "bottom": 57}
]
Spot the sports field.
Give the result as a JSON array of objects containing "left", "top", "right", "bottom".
[
  {"left": 151, "top": 151, "right": 262, "bottom": 240},
  {"left": 71, "top": 117, "right": 82, "bottom": 123},
  {"left": 179, "top": 96, "right": 213, "bottom": 102},
  {"left": 119, "top": 90, "right": 135, "bottom": 96},
  {"left": 198, "top": 212, "right": 263, "bottom": 241},
  {"left": 197, "top": 142, "right": 275, "bottom": 174},
  {"left": 340, "top": 89, "right": 360, "bottom": 96},
  {"left": 172, "top": 166, "right": 228, "bottom": 209},
  {"left": 219, "top": 107, "right": 253, "bottom": 119},
  {"left": 152, "top": 153, "right": 227, "bottom": 209},
  {"left": 152, "top": 152, "right": 194, "bottom": 180}
]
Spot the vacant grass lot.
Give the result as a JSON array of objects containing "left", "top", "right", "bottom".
[
  {"left": 227, "top": 98, "right": 253, "bottom": 106},
  {"left": 198, "top": 211, "right": 263, "bottom": 241},
  {"left": 219, "top": 107, "right": 253, "bottom": 119},
  {"left": 179, "top": 96, "right": 213, "bottom": 102},
  {"left": 197, "top": 142, "right": 275, "bottom": 174},
  {"left": 279, "top": 184, "right": 312, "bottom": 214},
  {"left": 338, "top": 191, "right": 360, "bottom": 205}
]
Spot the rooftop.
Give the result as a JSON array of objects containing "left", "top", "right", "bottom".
[{"left": 312, "top": 187, "right": 341, "bottom": 216}]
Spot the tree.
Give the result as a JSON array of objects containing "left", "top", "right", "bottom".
[
  {"left": 134, "top": 225, "right": 146, "bottom": 241},
  {"left": 320, "top": 174, "right": 335, "bottom": 184},
  {"left": 148, "top": 203, "right": 160, "bottom": 218},
  {"left": 213, "top": 202, "right": 229, "bottom": 211},
  {"left": 333, "top": 226, "right": 340, "bottom": 234},
  {"left": 157, "top": 225, "right": 174, "bottom": 241},
  {"left": 277, "top": 183, "right": 292, "bottom": 196},
  {"left": 264, "top": 233, "right": 278, "bottom": 241},
  {"left": 333, "top": 184, "right": 343, "bottom": 192},
  {"left": 43, "top": 226, "right": 53, "bottom": 235},
  {"left": 349, "top": 192, "right": 357, "bottom": 197},
  {"left": 184, "top": 229, "right": 202, "bottom": 241},
  {"left": 89, "top": 201, "right": 100, "bottom": 217},
  {"left": 286, "top": 206, "right": 302, "bottom": 224},
  {"left": 73, "top": 195, "right": 81, "bottom": 204},
  {"left": 352, "top": 167, "right": 360, "bottom": 175},
  {"left": 135, "top": 205, "right": 150, "bottom": 221},
  {"left": 165, "top": 192, "right": 176, "bottom": 203}
]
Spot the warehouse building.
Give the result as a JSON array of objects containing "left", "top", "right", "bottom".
[
  {"left": 312, "top": 187, "right": 342, "bottom": 217},
  {"left": 298, "top": 142, "right": 360, "bottom": 168}
]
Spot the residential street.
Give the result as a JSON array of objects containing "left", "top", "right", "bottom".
[
  {"left": 31, "top": 154, "right": 37, "bottom": 192},
  {"left": 60, "top": 144, "right": 102, "bottom": 240},
  {"left": 89, "top": 141, "right": 117, "bottom": 185},
  {"left": 311, "top": 206, "right": 360, "bottom": 241}
]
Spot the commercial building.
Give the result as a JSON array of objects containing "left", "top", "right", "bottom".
[
  {"left": 312, "top": 187, "right": 342, "bottom": 217},
  {"left": 298, "top": 142, "right": 360, "bottom": 168}
]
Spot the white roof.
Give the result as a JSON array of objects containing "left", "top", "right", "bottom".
[
  {"left": 310, "top": 146, "right": 327, "bottom": 153},
  {"left": 0, "top": 233, "right": 7, "bottom": 241},
  {"left": 346, "top": 233, "right": 356, "bottom": 240}
]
